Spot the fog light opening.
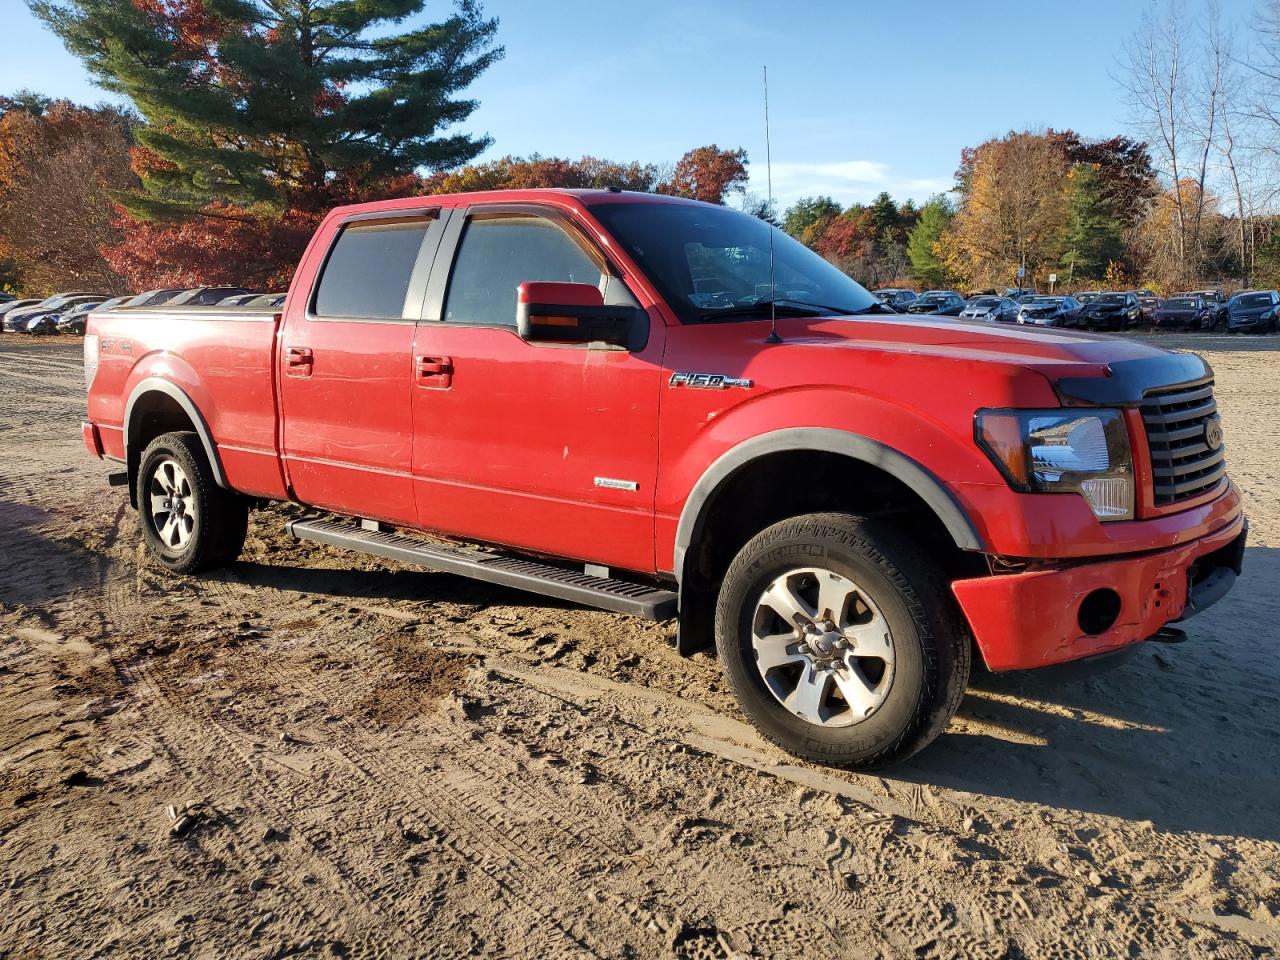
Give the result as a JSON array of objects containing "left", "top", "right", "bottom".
[{"left": 1078, "top": 589, "right": 1122, "bottom": 636}]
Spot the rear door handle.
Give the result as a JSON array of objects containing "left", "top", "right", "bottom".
[
  {"left": 416, "top": 355, "right": 452, "bottom": 388},
  {"left": 286, "top": 346, "right": 313, "bottom": 377}
]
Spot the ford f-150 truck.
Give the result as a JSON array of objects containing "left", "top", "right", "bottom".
[{"left": 81, "top": 189, "right": 1246, "bottom": 768}]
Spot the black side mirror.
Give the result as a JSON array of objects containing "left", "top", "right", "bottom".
[{"left": 515, "top": 281, "right": 643, "bottom": 348}]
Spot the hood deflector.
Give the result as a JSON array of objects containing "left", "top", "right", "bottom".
[{"left": 1054, "top": 353, "right": 1212, "bottom": 406}]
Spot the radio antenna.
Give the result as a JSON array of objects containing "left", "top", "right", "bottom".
[{"left": 763, "top": 65, "right": 781, "bottom": 344}]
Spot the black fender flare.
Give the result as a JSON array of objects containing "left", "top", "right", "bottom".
[
  {"left": 672, "top": 427, "right": 985, "bottom": 590},
  {"left": 123, "top": 378, "right": 229, "bottom": 491}
]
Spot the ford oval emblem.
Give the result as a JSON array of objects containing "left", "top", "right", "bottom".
[{"left": 1204, "top": 416, "right": 1224, "bottom": 451}]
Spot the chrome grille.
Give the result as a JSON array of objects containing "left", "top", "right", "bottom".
[{"left": 1140, "top": 379, "right": 1226, "bottom": 506}]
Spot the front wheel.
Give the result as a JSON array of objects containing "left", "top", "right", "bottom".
[
  {"left": 137, "top": 431, "right": 248, "bottom": 574},
  {"left": 715, "top": 513, "right": 971, "bottom": 768}
]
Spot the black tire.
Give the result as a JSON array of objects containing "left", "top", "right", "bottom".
[
  {"left": 714, "top": 512, "right": 971, "bottom": 769},
  {"left": 136, "top": 431, "right": 248, "bottom": 574}
]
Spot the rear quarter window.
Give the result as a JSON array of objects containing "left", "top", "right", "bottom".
[{"left": 313, "top": 220, "right": 432, "bottom": 319}]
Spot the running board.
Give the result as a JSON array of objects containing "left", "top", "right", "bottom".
[{"left": 286, "top": 517, "right": 678, "bottom": 620}]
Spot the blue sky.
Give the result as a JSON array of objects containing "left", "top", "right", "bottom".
[{"left": 0, "top": 0, "right": 1257, "bottom": 210}]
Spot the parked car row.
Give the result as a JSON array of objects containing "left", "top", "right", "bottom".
[
  {"left": 870, "top": 285, "right": 1280, "bottom": 335},
  {"left": 1152, "top": 289, "right": 1279, "bottom": 334},
  {"left": 6, "top": 279, "right": 1274, "bottom": 338},
  {"left": 0, "top": 286, "right": 288, "bottom": 335}
]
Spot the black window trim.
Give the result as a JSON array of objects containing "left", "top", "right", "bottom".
[{"left": 306, "top": 207, "right": 443, "bottom": 324}]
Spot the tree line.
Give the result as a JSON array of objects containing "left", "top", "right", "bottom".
[
  {"left": 4, "top": 0, "right": 1280, "bottom": 296},
  {"left": 3, "top": 0, "right": 753, "bottom": 294},
  {"left": 780, "top": 130, "right": 1159, "bottom": 294}
]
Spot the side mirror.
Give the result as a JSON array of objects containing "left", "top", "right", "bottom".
[{"left": 516, "top": 281, "right": 638, "bottom": 348}]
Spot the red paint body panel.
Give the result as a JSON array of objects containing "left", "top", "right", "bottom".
[
  {"left": 81, "top": 420, "right": 103, "bottom": 458},
  {"left": 950, "top": 476, "right": 1241, "bottom": 559},
  {"left": 409, "top": 321, "right": 664, "bottom": 572},
  {"left": 88, "top": 311, "right": 286, "bottom": 500},
  {"left": 80, "top": 188, "right": 1247, "bottom": 675},
  {"left": 954, "top": 509, "right": 1245, "bottom": 671},
  {"left": 277, "top": 317, "right": 418, "bottom": 525}
]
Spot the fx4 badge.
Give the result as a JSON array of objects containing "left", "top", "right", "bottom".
[{"left": 669, "top": 372, "right": 753, "bottom": 390}]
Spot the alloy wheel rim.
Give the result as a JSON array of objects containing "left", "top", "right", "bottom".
[
  {"left": 148, "top": 458, "right": 196, "bottom": 550},
  {"left": 750, "top": 568, "right": 895, "bottom": 728}
]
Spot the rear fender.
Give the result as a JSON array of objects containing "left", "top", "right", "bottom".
[{"left": 122, "top": 355, "right": 228, "bottom": 499}]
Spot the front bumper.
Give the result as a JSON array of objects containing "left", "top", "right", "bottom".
[
  {"left": 952, "top": 512, "right": 1246, "bottom": 671},
  {"left": 1228, "top": 315, "right": 1268, "bottom": 330}
]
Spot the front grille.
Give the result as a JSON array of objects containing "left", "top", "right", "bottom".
[{"left": 1140, "top": 379, "right": 1226, "bottom": 506}]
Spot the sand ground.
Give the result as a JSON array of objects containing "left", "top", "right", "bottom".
[{"left": 1, "top": 333, "right": 1278, "bottom": 958}]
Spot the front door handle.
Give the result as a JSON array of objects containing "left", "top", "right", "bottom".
[
  {"left": 286, "top": 346, "right": 313, "bottom": 377},
  {"left": 416, "top": 355, "right": 453, "bottom": 388}
]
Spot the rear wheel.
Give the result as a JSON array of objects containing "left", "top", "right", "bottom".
[
  {"left": 137, "top": 431, "right": 248, "bottom": 574},
  {"left": 715, "top": 512, "right": 970, "bottom": 768}
]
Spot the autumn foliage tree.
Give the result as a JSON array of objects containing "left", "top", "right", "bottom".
[
  {"left": 782, "top": 197, "right": 841, "bottom": 245},
  {"left": 0, "top": 97, "right": 136, "bottom": 294},
  {"left": 1134, "top": 178, "right": 1228, "bottom": 290},
  {"left": 31, "top": 0, "right": 503, "bottom": 285},
  {"left": 942, "top": 131, "right": 1069, "bottom": 289},
  {"left": 655, "top": 146, "right": 749, "bottom": 204},
  {"left": 424, "top": 155, "right": 660, "bottom": 195},
  {"left": 32, "top": 0, "right": 502, "bottom": 217}
]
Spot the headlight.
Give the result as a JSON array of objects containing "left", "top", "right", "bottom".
[{"left": 975, "top": 409, "right": 1134, "bottom": 520}]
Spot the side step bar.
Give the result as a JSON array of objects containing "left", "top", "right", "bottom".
[{"left": 287, "top": 517, "right": 678, "bottom": 621}]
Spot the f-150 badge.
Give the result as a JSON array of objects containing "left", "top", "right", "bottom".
[{"left": 669, "top": 372, "right": 753, "bottom": 390}]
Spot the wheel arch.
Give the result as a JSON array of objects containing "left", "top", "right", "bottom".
[
  {"left": 124, "top": 378, "right": 228, "bottom": 505},
  {"left": 675, "top": 427, "right": 984, "bottom": 586},
  {"left": 671, "top": 429, "right": 986, "bottom": 654}
]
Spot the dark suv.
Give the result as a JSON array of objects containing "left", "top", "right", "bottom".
[
  {"left": 903, "top": 290, "right": 965, "bottom": 316},
  {"left": 1182, "top": 290, "right": 1229, "bottom": 330},
  {"left": 1153, "top": 295, "right": 1212, "bottom": 330},
  {"left": 872, "top": 288, "right": 918, "bottom": 311},
  {"left": 1077, "top": 292, "right": 1142, "bottom": 331},
  {"left": 1226, "top": 290, "right": 1280, "bottom": 334}
]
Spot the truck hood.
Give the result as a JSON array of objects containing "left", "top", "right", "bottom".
[{"left": 769, "top": 314, "right": 1209, "bottom": 403}]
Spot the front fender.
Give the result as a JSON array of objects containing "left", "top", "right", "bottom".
[{"left": 659, "top": 385, "right": 1004, "bottom": 583}]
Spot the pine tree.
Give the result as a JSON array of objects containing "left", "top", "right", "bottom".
[
  {"left": 868, "top": 191, "right": 898, "bottom": 236},
  {"left": 29, "top": 0, "right": 503, "bottom": 218},
  {"left": 782, "top": 196, "right": 841, "bottom": 243},
  {"left": 907, "top": 197, "right": 952, "bottom": 289},
  {"left": 1059, "top": 163, "right": 1124, "bottom": 284}
]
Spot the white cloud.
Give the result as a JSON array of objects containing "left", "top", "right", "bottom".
[{"left": 751, "top": 159, "right": 952, "bottom": 212}]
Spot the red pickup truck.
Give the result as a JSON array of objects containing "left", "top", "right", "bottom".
[{"left": 81, "top": 189, "right": 1246, "bottom": 767}]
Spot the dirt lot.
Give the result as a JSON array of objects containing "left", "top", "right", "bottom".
[{"left": 1, "top": 333, "right": 1278, "bottom": 959}]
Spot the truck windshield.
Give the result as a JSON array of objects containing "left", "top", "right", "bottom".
[{"left": 590, "top": 201, "right": 878, "bottom": 324}]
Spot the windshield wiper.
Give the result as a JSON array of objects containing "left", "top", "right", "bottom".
[
  {"left": 846, "top": 301, "right": 898, "bottom": 315},
  {"left": 697, "top": 298, "right": 855, "bottom": 322}
]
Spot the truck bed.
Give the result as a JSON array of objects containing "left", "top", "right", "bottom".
[{"left": 87, "top": 303, "right": 287, "bottom": 501}]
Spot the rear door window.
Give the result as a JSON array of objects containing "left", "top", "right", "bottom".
[{"left": 313, "top": 219, "right": 434, "bottom": 319}]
